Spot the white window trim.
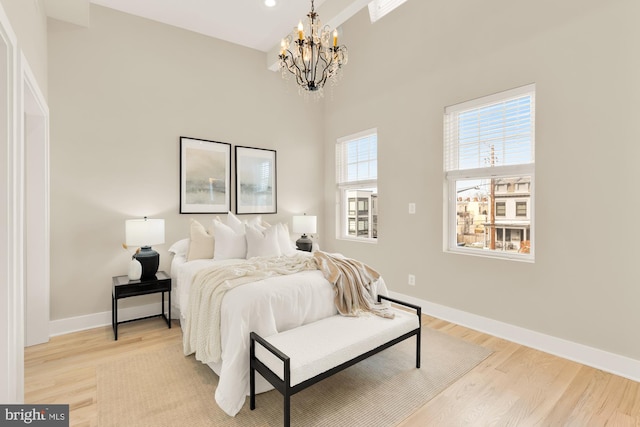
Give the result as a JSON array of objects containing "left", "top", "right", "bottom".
[
  {"left": 443, "top": 84, "right": 535, "bottom": 262},
  {"left": 336, "top": 128, "right": 378, "bottom": 243}
]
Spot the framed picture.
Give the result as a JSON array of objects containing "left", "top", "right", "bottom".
[
  {"left": 180, "top": 136, "right": 231, "bottom": 214},
  {"left": 235, "top": 146, "right": 277, "bottom": 214}
]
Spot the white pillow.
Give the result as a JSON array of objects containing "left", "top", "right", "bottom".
[
  {"left": 168, "top": 238, "right": 190, "bottom": 257},
  {"left": 213, "top": 218, "right": 247, "bottom": 260},
  {"left": 227, "top": 211, "right": 269, "bottom": 232},
  {"left": 247, "top": 215, "right": 267, "bottom": 232},
  {"left": 276, "top": 223, "right": 297, "bottom": 256},
  {"left": 245, "top": 224, "right": 281, "bottom": 259},
  {"left": 226, "top": 211, "right": 246, "bottom": 235}
]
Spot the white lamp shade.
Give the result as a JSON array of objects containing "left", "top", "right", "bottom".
[
  {"left": 292, "top": 215, "right": 317, "bottom": 234},
  {"left": 125, "top": 218, "right": 165, "bottom": 247}
]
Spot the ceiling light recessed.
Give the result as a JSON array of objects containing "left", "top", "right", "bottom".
[{"left": 264, "top": 0, "right": 276, "bottom": 7}]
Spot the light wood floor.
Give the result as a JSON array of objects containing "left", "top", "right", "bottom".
[{"left": 25, "top": 316, "right": 640, "bottom": 426}]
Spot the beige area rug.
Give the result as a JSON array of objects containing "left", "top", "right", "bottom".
[{"left": 97, "top": 328, "right": 492, "bottom": 427}]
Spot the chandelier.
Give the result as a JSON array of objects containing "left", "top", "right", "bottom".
[{"left": 279, "top": 0, "right": 348, "bottom": 94}]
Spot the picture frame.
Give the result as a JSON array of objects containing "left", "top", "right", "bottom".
[
  {"left": 180, "top": 136, "right": 231, "bottom": 214},
  {"left": 235, "top": 146, "right": 277, "bottom": 214}
]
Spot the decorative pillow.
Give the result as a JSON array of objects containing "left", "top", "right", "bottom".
[
  {"left": 212, "top": 218, "right": 247, "bottom": 260},
  {"left": 245, "top": 224, "right": 281, "bottom": 259},
  {"left": 168, "top": 238, "right": 190, "bottom": 257},
  {"left": 226, "top": 211, "right": 246, "bottom": 234},
  {"left": 187, "top": 219, "right": 214, "bottom": 261},
  {"left": 227, "top": 211, "right": 270, "bottom": 232},
  {"left": 276, "top": 223, "right": 297, "bottom": 256},
  {"left": 247, "top": 215, "right": 267, "bottom": 232}
]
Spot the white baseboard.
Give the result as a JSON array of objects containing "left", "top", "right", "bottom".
[
  {"left": 49, "top": 302, "right": 175, "bottom": 337},
  {"left": 389, "top": 291, "right": 640, "bottom": 383},
  {"left": 50, "top": 293, "right": 640, "bottom": 383}
]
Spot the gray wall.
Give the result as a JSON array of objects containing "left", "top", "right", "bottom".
[
  {"left": 322, "top": 0, "right": 640, "bottom": 360},
  {"left": 8, "top": 0, "right": 640, "bottom": 364},
  {"left": 47, "top": 5, "right": 324, "bottom": 319}
]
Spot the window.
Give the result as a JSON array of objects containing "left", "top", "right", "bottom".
[
  {"left": 368, "top": 0, "right": 409, "bottom": 22},
  {"left": 336, "top": 129, "right": 378, "bottom": 241},
  {"left": 444, "top": 84, "right": 535, "bottom": 260}
]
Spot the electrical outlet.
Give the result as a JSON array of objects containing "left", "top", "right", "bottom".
[
  {"left": 408, "top": 274, "right": 415, "bottom": 286},
  {"left": 408, "top": 203, "right": 416, "bottom": 214}
]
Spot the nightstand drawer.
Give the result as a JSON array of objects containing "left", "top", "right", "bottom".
[{"left": 115, "top": 280, "right": 170, "bottom": 298}]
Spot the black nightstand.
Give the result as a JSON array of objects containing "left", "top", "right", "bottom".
[{"left": 111, "top": 271, "right": 171, "bottom": 340}]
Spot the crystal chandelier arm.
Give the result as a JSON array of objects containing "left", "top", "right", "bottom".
[
  {"left": 281, "top": 50, "right": 306, "bottom": 87},
  {"left": 314, "top": 50, "right": 332, "bottom": 87},
  {"left": 282, "top": 56, "right": 297, "bottom": 76},
  {"left": 294, "top": 39, "right": 312, "bottom": 87}
]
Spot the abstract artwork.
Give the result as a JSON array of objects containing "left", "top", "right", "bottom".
[
  {"left": 235, "top": 146, "right": 277, "bottom": 214},
  {"left": 180, "top": 136, "right": 231, "bottom": 214}
]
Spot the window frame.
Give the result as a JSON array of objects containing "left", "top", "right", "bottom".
[
  {"left": 336, "top": 128, "right": 378, "bottom": 243},
  {"left": 444, "top": 84, "right": 535, "bottom": 262}
]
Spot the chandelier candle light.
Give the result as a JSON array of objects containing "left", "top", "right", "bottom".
[{"left": 279, "top": 0, "right": 348, "bottom": 94}]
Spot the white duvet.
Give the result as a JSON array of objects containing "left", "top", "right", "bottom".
[{"left": 171, "top": 253, "right": 389, "bottom": 417}]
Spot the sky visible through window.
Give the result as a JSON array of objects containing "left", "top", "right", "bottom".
[
  {"left": 458, "top": 96, "right": 533, "bottom": 171},
  {"left": 347, "top": 134, "right": 377, "bottom": 182},
  {"left": 455, "top": 95, "right": 532, "bottom": 198}
]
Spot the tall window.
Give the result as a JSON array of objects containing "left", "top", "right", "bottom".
[
  {"left": 336, "top": 129, "right": 378, "bottom": 241},
  {"left": 444, "top": 84, "right": 535, "bottom": 260}
]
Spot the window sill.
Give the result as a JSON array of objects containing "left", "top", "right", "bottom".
[
  {"left": 337, "top": 236, "right": 378, "bottom": 244},
  {"left": 445, "top": 246, "right": 534, "bottom": 263}
]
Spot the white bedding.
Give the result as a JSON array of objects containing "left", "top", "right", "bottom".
[{"left": 171, "top": 253, "right": 390, "bottom": 417}]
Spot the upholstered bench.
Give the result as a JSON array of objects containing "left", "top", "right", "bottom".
[{"left": 249, "top": 295, "right": 421, "bottom": 427}]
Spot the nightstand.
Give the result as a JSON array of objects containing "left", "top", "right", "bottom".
[{"left": 112, "top": 271, "right": 171, "bottom": 340}]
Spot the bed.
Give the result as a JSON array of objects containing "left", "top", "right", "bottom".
[{"left": 168, "top": 216, "right": 389, "bottom": 417}]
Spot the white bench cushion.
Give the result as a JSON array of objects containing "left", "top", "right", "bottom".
[{"left": 254, "top": 308, "right": 419, "bottom": 386}]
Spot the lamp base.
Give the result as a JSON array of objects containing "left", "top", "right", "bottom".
[
  {"left": 296, "top": 234, "right": 312, "bottom": 252},
  {"left": 134, "top": 246, "right": 159, "bottom": 280}
]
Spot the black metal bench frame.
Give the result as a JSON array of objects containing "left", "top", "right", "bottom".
[{"left": 249, "top": 295, "right": 421, "bottom": 427}]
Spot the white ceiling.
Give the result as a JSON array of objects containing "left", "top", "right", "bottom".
[{"left": 83, "top": 0, "right": 366, "bottom": 53}]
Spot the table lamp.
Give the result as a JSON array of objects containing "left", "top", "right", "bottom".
[
  {"left": 292, "top": 214, "right": 317, "bottom": 252},
  {"left": 125, "top": 217, "right": 165, "bottom": 280}
]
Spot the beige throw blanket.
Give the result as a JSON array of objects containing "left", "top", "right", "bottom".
[{"left": 313, "top": 251, "right": 394, "bottom": 319}]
